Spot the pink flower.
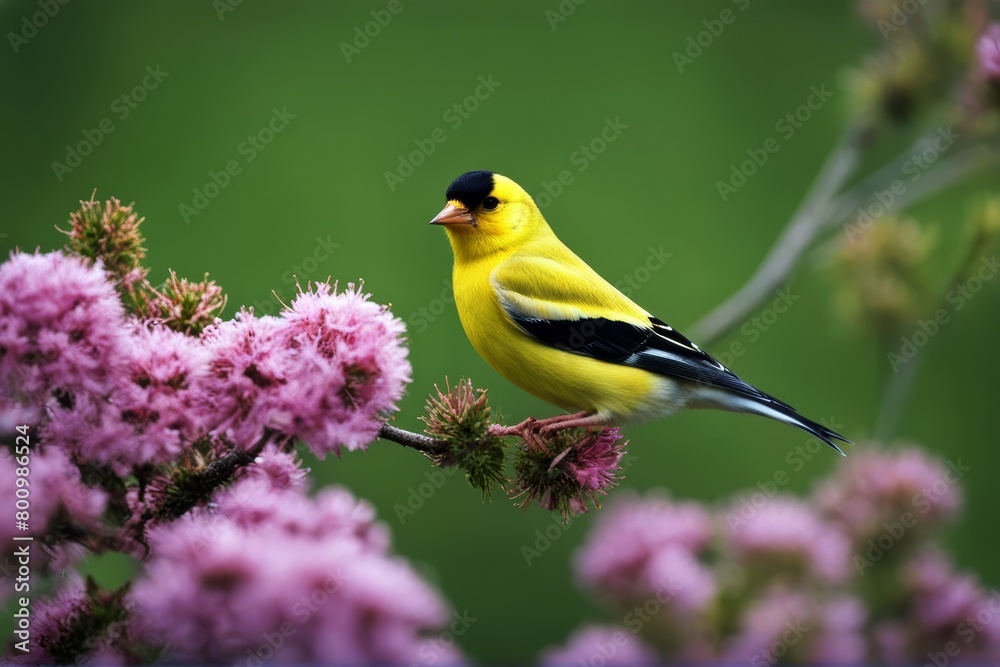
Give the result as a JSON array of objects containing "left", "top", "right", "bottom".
[
  {"left": 723, "top": 588, "right": 812, "bottom": 662},
  {"left": 891, "top": 549, "right": 1000, "bottom": 662},
  {"left": 0, "top": 251, "right": 128, "bottom": 410},
  {"left": 201, "top": 283, "right": 411, "bottom": 455},
  {"left": 237, "top": 444, "right": 309, "bottom": 492},
  {"left": 810, "top": 595, "right": 868, "bottom": 664},
  {"left": 873, "top": 621, "right": 910, "bottom": 665},
  {"left": 0, "top": 447, "right": 106, "bottom": 545},
  {"left": 43, "top": 323, "right": 212, "bottom": 474},
  {"left": 726, "top": 497, "right": 850, "bottom": 584},
  {"left": 563, "top": 428, "right": 626, "bottom": 491},
  {"left": 724, "top": 588, "right": 865, "bottom": 664},
  {"left": 199, "top": 311, "right": 286, "bottom": 447},
  {"left": 816, "top": 446, "right": 960, "bottom": 544},
  {"left": 272, "top": 282, "right": 411, "bottom": 454},
  {"left": 643, "top": 546, "right": 717, "bottom": 614},
  {"left": 132, "top": 478, "right": 456, "bottom": 664},
  {"left": 978, "top": 24, "right": 1000, "bottom": 82},
  {"left": 8, "top": 578, "right": 90, "bottom": 664},
  {"left": 8, "top": 576, "right": 139, "bottom": 665},
  {"left": 540, "top": 625, "right": 658, "bottom": 666},
  {"left": 574, "top": 493, "right": 714, "bottom": 600},
  {"left": 511, "top": 428, "right": 628, "bottom": 519}
]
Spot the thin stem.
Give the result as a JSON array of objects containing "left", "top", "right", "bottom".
[
  {"left": 150, "top": 433, "right": 274, "bottom": 522},
  {"left": 692, "top": 125, "right": 864, "bottom": 345},
  {"left": 828, "top": 143, "right": 991, "bottom": 225},
  {"left": 377, "top": 423, "right": 446, "bottom": 455},
  {"left": 873, "top": 352, "right": 921, "bottom": 442}
]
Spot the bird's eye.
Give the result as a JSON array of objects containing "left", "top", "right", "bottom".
[{"left": 482, "top": 196, "right": 500, "bottom": 211}]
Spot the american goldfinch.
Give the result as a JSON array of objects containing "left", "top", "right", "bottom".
[{"left": 430, "top": 170, "right": 850, "bottom": 454}]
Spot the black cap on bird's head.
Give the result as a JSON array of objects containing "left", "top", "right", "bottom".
[
  {"left": 445, "top": 170, "right": 495, "bottom": 210},
  {"left": 430, "top": 170, "right": 496, "bottom": 226}
]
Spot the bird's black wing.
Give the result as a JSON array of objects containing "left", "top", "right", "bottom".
[{"left": 507, "top": 311, "right": 795, "bottom": 411}]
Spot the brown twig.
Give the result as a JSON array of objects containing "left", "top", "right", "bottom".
[{"left": 377, "top": 422, "right": 447, "bottom": 455}]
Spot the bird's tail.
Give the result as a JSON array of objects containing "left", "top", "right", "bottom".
[{"left": 692, "top": 388, "right": 852, "bottom": 455}]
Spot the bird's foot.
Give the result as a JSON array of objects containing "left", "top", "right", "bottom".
[
  {"left": 538, "top": 412, "right": 608, "bottom": 436},
  {"left": 490, "top": 411, "right": 605, "bottom": 448}
]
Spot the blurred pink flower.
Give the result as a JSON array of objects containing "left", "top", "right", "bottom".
[
  {"left": 132, "top": 478, "right": 456, "bottom": 664},
  {"left": 727, "top": 497, "right": 850, "bottom": 584},
  {"left": 810, "top": 595, "right": 868, "bottom": 664},
  {"left": 8, "top": 578, "right": 90, "bottom": 664},
  {"left": 0, "top": 251, "right": 127, "bottom": 410},
  {"left": 873, "top": 621, "right": 910, "bottom": 665},
  {"left": 978, "top": 24, "right": 1000, "bottom": 82},
  {"left": 724, "top": 588, "right": 865, "bottom": 664},
  {"left": 0, "top": 447, "right": 106, "bottom": 545},
  {"left": 643, "top": 546, "right": 717, "bottom": 614},
  {"left": 540, "top": 625, "right": 658, "bottom": 666},
  {"left": 883, "top": 548, "right": 1000, "bottom": 662},
  {"left": 574, "top": 493, "right": 713, "bottom": 599},
  {"left": 723, "top": 588, "right": 811, "bottom": 662},
  {"left": 8, "top": 576, "right": 139, "bottom": 665},
  {"left": 816, "top": 446, "right": 960, "bottom": 544}
]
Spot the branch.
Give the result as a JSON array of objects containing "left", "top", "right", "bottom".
[
  {"left": 691, "top": 129, "right": 998, "bottom": 347},
  {"left": 692, "top": 125, "right": 864, "bottom": 345},
  {"left": 378, "top": 422, "right": 446, "bottom": 455},
  {"left": 150, "top": 434, "right": 273, "bottom": 522}
]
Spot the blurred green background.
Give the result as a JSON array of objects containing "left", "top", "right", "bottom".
[{"left": 2, "top": 1, "right": 998, "bottom": 662}]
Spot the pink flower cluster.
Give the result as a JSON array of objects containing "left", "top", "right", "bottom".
[
  {"left": 545, "top": 444, "right": 1000, "bottom": 665},
  {"left": 979, "top": 23, "right": 1000, "bottom": 82},
  {"left": 132, "top": 455, "right": 458, "bottom": 665},
  {"left": 0, "top": 446, "right": 106, "bottom": 545},
  {"left": 0, "top": 251, "right": 411, "bottom": 474},
  {"left": 202, "top": 282, "right": 410, "bottom": 455}
]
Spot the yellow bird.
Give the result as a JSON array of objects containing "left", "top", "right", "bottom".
[{"left": 430, "top": 170, "right": 850, "bottom": 453}]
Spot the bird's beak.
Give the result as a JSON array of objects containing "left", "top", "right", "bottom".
[{"left": 429, "top": 203, "right": 474, "bottom": 226}]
